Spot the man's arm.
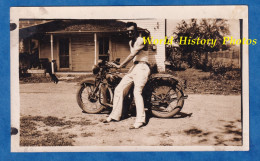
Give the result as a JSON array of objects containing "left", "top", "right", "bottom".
[
  {"left": 117, "top": 52, "right": 137, "bottom": 68},
  {"left": 114, "top": 38, "right": 144, "bottom": 68}
]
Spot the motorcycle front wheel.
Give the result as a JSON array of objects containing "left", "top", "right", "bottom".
[
  {"left": 76, "top": 83, "right": 104, "bottom": 114},
  {"left": 150, "top": 80, "right": 184, "bottom": 118}
]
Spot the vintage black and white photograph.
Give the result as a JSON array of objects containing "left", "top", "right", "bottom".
[{"left": 10, "top": 6, "right": 249, "bottom": 152}]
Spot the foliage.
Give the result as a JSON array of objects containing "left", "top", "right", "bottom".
[
  {"left": 174, "top": 19, "right": 230, "bottom": 53},
  {"left": 167, "top": 19, "right": 231, "bottom": 68},
  {"left": 165, "top": 46, "right": 189, "bottom": 70},
  {"left": 211, "top": 61, "right": 233, "bottom": 75}
]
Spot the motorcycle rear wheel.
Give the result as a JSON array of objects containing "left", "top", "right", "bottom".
[
  {"left": 150, "top": 80, "right": 184, "bottom": 118},
  {"left": 76, "top": 83, "right": 104, "bottom": 114}
]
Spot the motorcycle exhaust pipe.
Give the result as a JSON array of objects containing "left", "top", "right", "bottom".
[{"left": 102, "top": 103, "right": 113, "bottom": 108}]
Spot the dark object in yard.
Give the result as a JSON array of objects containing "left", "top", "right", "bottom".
[
  {"left": 39, "top": 58, "right": 59, "bottom": 84},
  {"left": 50, "top": 73, "right": 59, "bottom": 84},
  {"left": 11, "top": 127, "right": 18, "bottom": 135}
]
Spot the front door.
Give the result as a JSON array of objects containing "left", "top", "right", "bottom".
[
  {"left": 59, "top": 38, "right": 70, "bottom": 69},
  {"left": 98, "top": 37, "right": 110, "bottom": 61}
]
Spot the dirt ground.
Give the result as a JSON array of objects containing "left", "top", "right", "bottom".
[{"left": 19, "top": 81, "right": 242, "bottom": 146}]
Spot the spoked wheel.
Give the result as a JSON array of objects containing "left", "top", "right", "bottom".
[
  {"left": 76, "top": 83, "right": 104, "bottom": 114},
  {"left": 150, "top": 80, "right": 184, "bottom": 118}
]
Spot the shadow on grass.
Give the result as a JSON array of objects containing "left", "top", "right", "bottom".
[{"left": 20, "top": 115, "right": 99, "bottom": 146}]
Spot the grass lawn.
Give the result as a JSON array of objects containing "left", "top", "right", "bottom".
[{"left": 170, "top": 68, "right": 241, "bottom": 95}]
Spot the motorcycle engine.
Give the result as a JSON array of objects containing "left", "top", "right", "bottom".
[{"left": 106, "top": 73, "right": 121, "bottom": 86}]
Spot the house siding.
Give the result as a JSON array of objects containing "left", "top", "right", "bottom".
[
  {"left": 134, "top": 19, "right": 166, "bottom": 72},
  {"left": 71, "top": 35, "right": 95, "bottom": 71},
  {"left": 21, "top": 19, "right": 166, "bottom": 73},
  {"left": 39, "top": 35, "right": 95, "bottom": 72},
  {"left": 111, "top": 37, "right": 134, "bottom": 68},
  {"left": 39, "top": 36, "right": 58, "bottom": 64},
  {"left": 37, "top": 20, "right": 166, "bottom": 72},
  {"left": 39, "top": 34, "right": 133, "bottom": 72}
]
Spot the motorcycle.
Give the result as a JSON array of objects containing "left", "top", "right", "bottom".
[{"left": 76, "top": 59, "right": 188, "bottom": 118}]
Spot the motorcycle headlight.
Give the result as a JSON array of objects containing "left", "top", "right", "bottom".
[{"left": 92, "top": 65, "right": 100, "bottom": 75}]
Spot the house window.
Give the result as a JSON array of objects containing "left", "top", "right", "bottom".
[
  {"left": 99, "top": 37, "right": 109, "bottom": 61},
  {"left": 59, "top": 38, "right": 70, "bottom": 68}
]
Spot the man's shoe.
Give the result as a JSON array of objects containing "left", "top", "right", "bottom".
[
  {"left": 103, "top": 117, "right": 119, "bottom": 123},
  {"left": 129, "top": 123, "right": 144, "bottom": 129},
  {"left": 103, "top": 117, "right": 112, "bottom": 123}
]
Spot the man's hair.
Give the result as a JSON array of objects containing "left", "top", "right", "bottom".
[
  {"left": 126, "top": 22, "right": 138, "bottom": 32},
  {"left": 126, "top": 22, "right": 137, "bottom": 28}
]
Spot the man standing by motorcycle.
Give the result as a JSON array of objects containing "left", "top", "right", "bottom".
[{"left": 104, "top": 22, "right": 150, "bottom": 129}]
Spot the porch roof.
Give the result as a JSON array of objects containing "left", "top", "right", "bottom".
[
  {"left": 19, "top": 20, "right": 54, "bottom": 29},
  {"left": 20, "top": 19, "right": 146, "bottom": 38},
  {"left": 46, "top": 30, "right": 128, "bottom": 34},
  {"left": 45, "top": 20, "right": 145, "bottom": 34}
]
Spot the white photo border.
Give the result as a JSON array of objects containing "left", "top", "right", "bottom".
[{"left": 10, "top": 6, "right": 249, "bottom": 152}]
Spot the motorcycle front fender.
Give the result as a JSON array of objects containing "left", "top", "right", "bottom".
[{"left": 78, "top": 77, "right": 96, "bottom": 86}]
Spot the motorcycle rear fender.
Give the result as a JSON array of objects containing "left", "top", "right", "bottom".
[
  {"left": 150, "top": 73, "right": 187, "bottom": 90},
  {"left": 78, "top": 77, "right": 95, "bottom": 86}
]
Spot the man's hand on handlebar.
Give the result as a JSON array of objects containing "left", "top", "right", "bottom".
[{"left": 108, "top": 62, "right": 120, "bottom": 69}]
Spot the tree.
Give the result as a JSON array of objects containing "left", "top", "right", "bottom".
[
  {"left": 173, "top": 19, "right": 230, "bottom": 52},
  {"left": 170, "top": 19, "right": 231, "bottom": 68}
]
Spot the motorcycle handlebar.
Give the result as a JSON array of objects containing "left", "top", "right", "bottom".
[
  {"left": 102, "top": 61, "right": 117, "bottom": 68},
  {"left": 98, "top": 60, "right": 119, "bottom": 69}
]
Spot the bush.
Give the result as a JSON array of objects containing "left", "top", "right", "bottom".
[
  {"left": 206, "top": 61, "right": 241, "bottom": 80},
  {"left": 165, "top": 46, "right": 188, "bottom": 71},
  {"left": 211, "top": 62, "right": 233, "bottom": 76},
  {"left": 223, "top": 70, "right": 241, "bottom": 80},
  {"left": 150, "top": 63, "right": 159, "bottom": 74}
]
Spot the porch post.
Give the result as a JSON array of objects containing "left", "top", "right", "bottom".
[
  {"left": 50, "top": 34, "right": 54, "bottom": 74},
  {"left": 94, "top": 33, "right": 97, "bottom": 65}
]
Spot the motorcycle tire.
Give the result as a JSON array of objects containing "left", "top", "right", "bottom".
[
  {"left": 150, "top": 79, "right": 184, "bottom": 118},
  {"left": 76, "top": 83, "right": 104, "bottom": 114}
]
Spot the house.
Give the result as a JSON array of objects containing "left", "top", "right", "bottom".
[{"left": 19, "top": 19, "right": 166, "bottom": 73}]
